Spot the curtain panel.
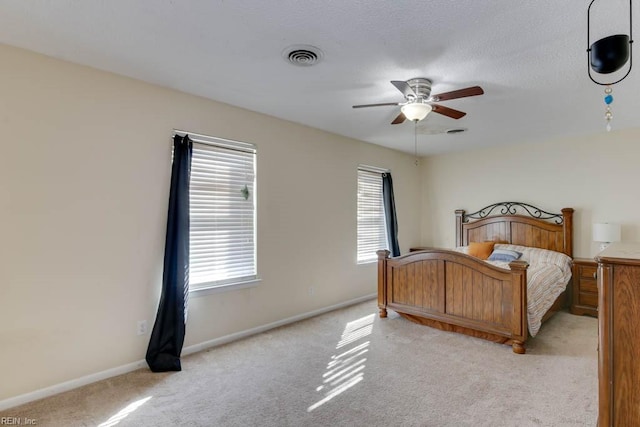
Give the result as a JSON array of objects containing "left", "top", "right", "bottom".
[
  {"left": 382, "top": 173, "right": 400, "bottom": 257},
  {"left": 146, "top": 134, "right": 192, "bottom": 372}
]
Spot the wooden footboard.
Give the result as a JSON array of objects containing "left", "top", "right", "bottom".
[{"left": 377, "top": 249, "right": 529, "bottom": 354}]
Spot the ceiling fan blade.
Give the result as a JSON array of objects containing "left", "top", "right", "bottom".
[
  {"left": 431, "top": 104, "right": 466, "bottom": 119},
  {"left": 352, "top": 102, "right": 401, "bottom": 109},
  {"left": 431, "top": 86, "right": 484, "bottom": 102},
  {"left": 391, "top": 112, "right": 406, "bottom": 125},
  {"left": 391, "top": 80, "right": 416, "bottom": 98}
]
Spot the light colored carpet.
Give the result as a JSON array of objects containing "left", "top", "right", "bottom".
[{"left": 2, "top": 300, "right": 598, "bottom": 426}]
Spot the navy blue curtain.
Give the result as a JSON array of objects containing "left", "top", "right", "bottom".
[
  {"left": 146, "top": 134, "right": 193, "bottom": 372},
  {"left": 382, "top": 173, "right": 400, "bottom": 257}
]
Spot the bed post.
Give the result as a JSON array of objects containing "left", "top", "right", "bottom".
[
  {"left": 455, "top": 209, "right": 465, "bottom": 247},
  {"left": 377, "top": 250, "right": 390, "bottom": 318},
  {"left": 561, "top": 208, "right": 574, "bottom": 257},
  {"left": 508, "top": 260, "right": 529, "bottom": 354}
]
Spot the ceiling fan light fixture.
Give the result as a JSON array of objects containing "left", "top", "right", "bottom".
[{"left": 401, "top": 103, "right": 432, "bottom": 121}]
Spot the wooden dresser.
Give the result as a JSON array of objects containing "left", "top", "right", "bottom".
[{"left": 596, "top": 243, "right": 640, "bottom": 426}]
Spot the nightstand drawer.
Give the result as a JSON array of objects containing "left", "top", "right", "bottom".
[
  {"left": 579, "top": 291, "right": 598, "bottom": 307},
  {"left": 579, "top": 265, "right": 597, "bottom": 279},
  {"left": 571, "top": 258, "right": 598, "bottom": 317},
  {"left": 580, "top": 278, "right": 598, "bottom": 294}
]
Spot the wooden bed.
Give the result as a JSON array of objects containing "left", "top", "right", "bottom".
[{"left": 377, "top": 202, "right": 574, "bottom": 354}]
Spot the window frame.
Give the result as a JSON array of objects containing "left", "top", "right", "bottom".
[{"left": 175, "top": 130, "right": 259, "bottom": 294}]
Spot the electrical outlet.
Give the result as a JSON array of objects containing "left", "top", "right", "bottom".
[
  {"left": 137, "top": 320, "right": 148, "bottom": 336},
  {"left": 308, "top": 287, "right": 315, "bottom": 296}
]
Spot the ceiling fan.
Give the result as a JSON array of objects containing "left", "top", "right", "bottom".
[{"left": 352, "top": 78, "right": 484, "bottom": 124}]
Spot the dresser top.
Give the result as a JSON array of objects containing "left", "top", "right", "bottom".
[{"left": 596, "top": 242, "right": 640, "bottom": 266}]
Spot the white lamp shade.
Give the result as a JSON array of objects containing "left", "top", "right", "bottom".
[
  {"left": 593, "top": 223, "right": 621, "bottom": 243},
  {"left": 401, "top": 103, "right": 432, "bottom": 121}
]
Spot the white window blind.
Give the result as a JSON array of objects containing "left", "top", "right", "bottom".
[
  {"left": 189, "top": 137, "right": 257, "bottom": 290},
  {"left": 357, "top": 168, "right": 388, "bottom": 263}
]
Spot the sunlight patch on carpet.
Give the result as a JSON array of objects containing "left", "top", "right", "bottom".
[
  {"left": 97, "top": 396, "right": 152, "bottom": 427},
  {"left": 307, "top": 313, "right": 375, "bottom": 412}
]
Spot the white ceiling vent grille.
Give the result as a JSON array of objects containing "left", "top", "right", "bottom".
[{"left": 283, "top": 45, "right": 323, "bottom": 66}]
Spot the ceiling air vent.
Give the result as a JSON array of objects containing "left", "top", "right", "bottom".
[{"left": 283, "top": 45, "right": 323, "bottom": 67}]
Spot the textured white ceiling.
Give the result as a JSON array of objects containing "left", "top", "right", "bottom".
[{"left": 0, "top": 0, "right": 636, "bottom": 155}]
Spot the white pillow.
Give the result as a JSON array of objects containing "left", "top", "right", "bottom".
[{"left": 495, "top": 244, "right": 572, "bottom": 273}]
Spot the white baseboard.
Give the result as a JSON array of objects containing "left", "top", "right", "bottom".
[
  {"left": 0, "top": 359, "right": 148, "bottom": 412},
  {"left": 0, "top": 293, "right": 376, "bottom": 411},
  {"left": 182, "top": 293, "right": 376, "bottom": 355}
]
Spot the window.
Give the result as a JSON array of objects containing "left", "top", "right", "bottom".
[
  {"left": 187, "top": 133, "right": 257, "bottom": 291},
  {"left": 357, "top": 167, "right": 388, "bottom": 263}
]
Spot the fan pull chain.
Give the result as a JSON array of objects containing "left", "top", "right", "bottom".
[
  {"left": 414, "top": 122, "right": 419, "bottom": 166},
  {"left": 604, "top": 85, "right": 613, "bottom": 131}
]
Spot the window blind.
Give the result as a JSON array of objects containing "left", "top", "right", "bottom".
[
  {"left": 189, "top": 140, "right": 257, "bottom": 289},
  {"left": 357, "top": 168, "right": 388, "bottom": 263}
]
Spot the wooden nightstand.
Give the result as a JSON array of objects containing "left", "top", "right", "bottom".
[
  {"left": 571, "top": 258, "right": 598, "bottom": 317},
  {"left": 409, "top": 246, "right": 433, "bottom": 252}
]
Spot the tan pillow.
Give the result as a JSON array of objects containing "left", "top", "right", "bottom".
[{"left": 468, "top": 241, "right": 496, "bottom": 260}]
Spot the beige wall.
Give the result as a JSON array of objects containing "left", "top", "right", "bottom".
[
  {"left": 420, "top": 129, "right": 640, "bottom": 258},
  {"left": 0, "top": 44, "right": 422, "bottom": 401}
]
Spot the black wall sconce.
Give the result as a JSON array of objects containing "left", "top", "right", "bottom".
[{"left": 587, "top": 0, "right": 633, "bottom": 131}]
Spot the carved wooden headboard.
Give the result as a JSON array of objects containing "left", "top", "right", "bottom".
[{"left": 455, "top": 202, "right": 574, "bottom": 257}]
